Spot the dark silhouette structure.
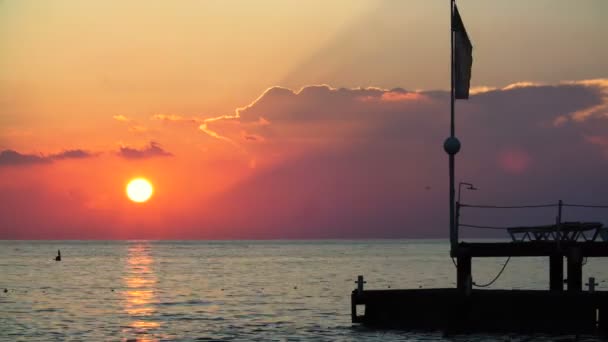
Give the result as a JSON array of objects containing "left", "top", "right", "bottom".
[
  {"left": 352, "top": 202, "right": 608, "bottom": 334},
  {"left": 350, "top": 0, "right": 608, "bottom": 334},
  {"left": 55, "top": 249, "right": 61, "bottom": 261}
]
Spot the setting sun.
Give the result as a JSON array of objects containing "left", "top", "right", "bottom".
[{"left": 126, "top": 178, "right": 154, "bottom": 203}]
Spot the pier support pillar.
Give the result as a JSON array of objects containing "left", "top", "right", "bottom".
[
  {"left": 457, "top": 255, "right": 472, "bottom": 293},
  {"left": 567, "top": 247, "right": 583, "bottom": 292},
  {"left": 549, "top": 254, "right": 563, "bottom": 291}
]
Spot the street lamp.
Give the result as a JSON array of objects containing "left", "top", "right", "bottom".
[
  {"left": 456, "top": 182, "right": 478, "bottom": 242},
  {"left": 458, "top": 182, "right": 478, "bottom": 204}
]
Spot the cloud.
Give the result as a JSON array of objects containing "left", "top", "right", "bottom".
[
  {"left": 128, "top": 125, "right": 148, "bottom": 133},
  {"left": 197, "top": 84, "right": 439, "bottom": 149},
  {"left": 112, "top": 115, "right": 130, "bottom": 122},
  {"left": 199, "top": 124, "right": 235, "bottom": 145},
  {"left": 585, "top": 135, "right": 608, "bottom": 157},
  {"left": 195, "top": 78, "right": 608, "bottom": 238},
  {"left": 568, "top": 79, "right": 608, "bottom": 122},
  {"left": 242, "top": 133, "right": 264, "bottom": 142},
  {"left": 117, "top": 141, "right": 173, "bottom": 159},
  {"left": 152, "top": 114, "right": 201, "bottom": 124},
  {"left": 502, "top": 81, "right": 544, "bottom": 90},
  {"left": 469, "top": 86, "right": 497, "bottom": 95},
  {"left": 113, "top": 115, "right": 150, "bottom": 133},
  {"left": 150, "top": 113, "right": 241, "bottom": 145},
  {"left": 50, "top": 149, "right": 95, "bottom": 160},
  {"left": 5, "top": 79, "right": 608, "bottom": 238},
  {"left": 0, "top": 149, "right": 95, "bottom": 167},
  {"left": 0, "top": 150, "right": 49, "bottom": 166},
  {"left": 379, "top": 90, "right": 426, "bottom": 102}
]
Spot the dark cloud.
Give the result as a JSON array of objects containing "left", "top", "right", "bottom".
[
  {"left": 50, "top": 149, "right": 95, "bottom": 160},
  {"left": 3, "top": 79, "right": 608, "bottom": 239},
  {"left": 0, "top": 150, "right": 49, "bottom": 166},
  {"left": 200, "top": 79, "right": 608, "bottom": 238},
  {"left": 243, "top": 134, "right": 264, "bottom": 142},
  {"left": 118, "top": 141, "right": 173, "bottom": 159},
  {"left": 0, "top": 149, "right": 95, "bottom": 167}
]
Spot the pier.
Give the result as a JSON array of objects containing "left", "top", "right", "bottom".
[
  {"left": 352, "top": 244, "right": 608, "bottom": 334},
  {"left": 352, "top": 236, "right": 608, "bottom": 333},
  {"left": 352, "top": 211, "right": 608, "bottom": 333},
  {"left": 353, "top": 288, "right": 608, "bottom": 333},
  {"left": 350, "top": 0, "right": 608, "bottom": 334},
  {"left": 349, "top": 0, "right": 608, "bottom": 334}
]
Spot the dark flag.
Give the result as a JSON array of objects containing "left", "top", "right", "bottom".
[{"left": 453, "top": 4, "right": 472, "bottom": 99}]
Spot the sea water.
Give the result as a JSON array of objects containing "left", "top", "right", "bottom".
[{"left": 1, "top": 240, "right": 607, "bottom": 341}]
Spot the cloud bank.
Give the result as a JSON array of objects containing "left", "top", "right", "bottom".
[
  {"left": 0, "top": 149, "right": 96, "bottom": 167},
  {"left": 192, "top": 79, "right": 608, "bottom": 238},
  {"left": 2, "top": 79, "right": 608, "bottom": 238},
  {"left": 117, "top": 141, "right": 173, "bottom": 159}
]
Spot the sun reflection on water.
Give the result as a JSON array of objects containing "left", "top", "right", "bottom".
[{"left": 123, "top": 243, "right": 161, "bottom": 339}]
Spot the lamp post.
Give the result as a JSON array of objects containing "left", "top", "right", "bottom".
[
  {"left": 458, "top": 182, "right": 477, "bottom": 204},
  {"left": 456, "top": 182, "right": 477, "bottom": 243}
]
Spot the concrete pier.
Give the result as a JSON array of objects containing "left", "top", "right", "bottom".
[
  {"left": 353, "top": 241, "right": 608, "bottom": 334},
  {"left": 453, "top": 241, "right": 608, "bottom": 293},
  {"left": 352, "top": 288, "right": 608, "bottom": 334},
  {"left": 549, "top": 254, "right": 563, "bottom": 291}
]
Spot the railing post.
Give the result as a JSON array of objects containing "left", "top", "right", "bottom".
[
  {"left": 456, "top": 201, "right": 461, "bottom": 239},
  {"left": 457, "top": 255, "right": 472, "bottom": 293},
  {"left": 586, "top": 277, "right": 597, "bottom": 293},
  {"left": 557, "top": 200, "right": 563, "bottom": 244},
  {"left": 549, "top": 254, "right": 563, "bottom": 291},
  {"left": 557, "top": 200, "right": 563, "bottom": 225},
  {"left": 567, "top": 247, "right": 583, "bottom": 292},
  {"left": 356, "top": 275, "right": 366, "bottom": 295}
]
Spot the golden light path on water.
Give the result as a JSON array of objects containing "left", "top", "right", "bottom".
[{"left": 123, "top": 243, "right": 160, "bottom": 340}]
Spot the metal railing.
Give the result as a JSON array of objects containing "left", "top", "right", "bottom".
[{"left": 456, "top": 200, "right": 608, "bottom": 242}]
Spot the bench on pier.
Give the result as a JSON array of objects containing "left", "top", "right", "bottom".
[{"left": 508, "top": 222, "right": 604, "bottom": 242}]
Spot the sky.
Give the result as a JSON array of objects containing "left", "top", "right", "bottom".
[{"left": 1, "top": 0, "right": 607, "bottom": 239}]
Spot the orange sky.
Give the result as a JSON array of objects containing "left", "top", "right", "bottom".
[{"left": 1, "top": 1, "right": 607, "bottom": 239}]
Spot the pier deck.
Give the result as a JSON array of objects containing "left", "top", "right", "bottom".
[
  {"left": 352, "top": 288, "right": 608, "bottom": 333},
  {"left": 456, "top": 241, "right": 608, "bottom": 257},
  {"left": 352, "top": 241, "right": 608, "bottom": 333}
]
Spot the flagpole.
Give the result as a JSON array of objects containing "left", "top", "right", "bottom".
[
  {"left": 447, "top": 0, "right": 469, "bottom": 256},
  {"left": 450, "top": 0, "right": 455, "bottom": 138},
  {"left": 448, "top": 0, "right": 457, "bottom": 255}
]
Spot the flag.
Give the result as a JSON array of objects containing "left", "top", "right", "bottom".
[{"left": 453, "top": 4, "right": 472, "bottom": 99}]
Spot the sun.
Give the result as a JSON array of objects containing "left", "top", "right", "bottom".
[{"left": 126, "top": 178, "right": 154, "bottom": 203}]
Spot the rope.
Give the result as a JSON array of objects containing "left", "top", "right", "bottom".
[
  {"left": 459, "top": 223, "right": 510, "bottom": 230},
  {"left": 473, "top": 256, "right": 511, "bottom": 288},
  {"left": 563, "top": 204, "right": 608, "bottom": 209},
  {"left": 460, "top": 203, "right": 557, "bottom": 209}
]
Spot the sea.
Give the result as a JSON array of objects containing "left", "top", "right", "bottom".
[{"left": 1, "top": 240, "right": 607, "bottom": 341}]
